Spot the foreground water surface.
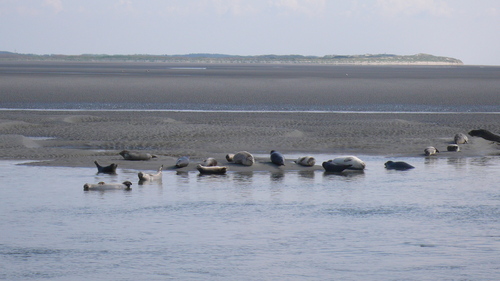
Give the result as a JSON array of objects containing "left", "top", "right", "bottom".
[{"left": 1, "top": 155, "right": 499, "bottom": 280}]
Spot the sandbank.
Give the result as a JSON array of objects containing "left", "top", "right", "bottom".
[{"left": 0, "top": 110, "right": 498, "bottom": 172}]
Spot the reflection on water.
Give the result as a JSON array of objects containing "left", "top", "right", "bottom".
[
  {"left": 232, "top": 171, "right": 254, "bottom": 184},
  {"left": 1, "top": 156, "right": 500, "bottom": 281},
  {"left": 270, "top": 171, "right": 285, "bottom": 182},
  {"left": 297, "top": 170, "right": 315, "bottom": 179}
]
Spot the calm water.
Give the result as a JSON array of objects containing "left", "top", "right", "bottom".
[{"left": 1, "top": 155, "right": 499, "bottom": 280}]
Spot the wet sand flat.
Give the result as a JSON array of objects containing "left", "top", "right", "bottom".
[{"left": 0, "top": 110, "right": 499, "bottom": 171}]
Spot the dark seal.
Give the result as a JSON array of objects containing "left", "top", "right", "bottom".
[
  {"left": 384, "top": 161, "right": 415, "bottom": 170},
  {"left": 468, "top": 129, "right": 500, "bottom": 142},
  {"left": 270, "top": 150, "right": 286, "bottom": 166},
  {"left": 94, "top": 160, "right": 117, "bottom": 174}
]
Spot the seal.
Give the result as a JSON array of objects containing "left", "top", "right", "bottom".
[
  {"left": 138, "top": 165, "right": 163, "bottom": 182},
  {"left": 196, "top": 164, "right": 227, "bottom": 174},
  {"left": 384, "top": 161, "right": 415, "bottom": 170},
  {"left": 330, "top": 156, "right": 366, "bottom": 170},
  {"left": 322, "top": 161, "right": 352, "bottom": 173},
  {"left": 119, "top": 150, "right": 157, "bottom": 161},
  {"left": 447, "top": 144, "right": 460, "bottom": 152},
  {"left": 202, "top": 157, "right": 218, "bottom": 167},
  {"left": 175, "top": 156, "right": 189, "bottom": 168},
  {"left": 424, "top": 146, "right": 439, "bottom": 156},
  {"left": 295, "top": 156, "right": 316, "bottom": 167},
  {"left": 453, "top": 133, "right": 468, "bottom": 144},
  {"left": 94, "top": 160, "right": 117, "bottom": 174},
  {"left": 232, "top": 151, "right": 255, "bottom": 166},
  {"left": 83, "top": 181, "right": 132, "bottom": 191},
  {"left": 225, "top": 154, "right": 235, "bottom": 162},
  {"left": 468, "top": 129, "right": 500, "bottom": 142},
  {"left": 270, "top": 150, "right": 285, "bottom": 166}
]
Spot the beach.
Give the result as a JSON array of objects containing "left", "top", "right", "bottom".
[{"left": 0, "top": 110, "right": 499, "bottom": 171}]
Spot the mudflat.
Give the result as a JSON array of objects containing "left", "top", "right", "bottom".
[{"left": 0, "top": 110, "right": 498, "bottom": 171}]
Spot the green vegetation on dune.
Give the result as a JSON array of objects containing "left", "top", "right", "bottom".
[{"left": 0, "top": 51, "right": 463, "bottom": 65}]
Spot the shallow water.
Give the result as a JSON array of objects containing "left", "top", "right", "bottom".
[{"left": 1, "top": 155, "right": 499, "bottom": 280}]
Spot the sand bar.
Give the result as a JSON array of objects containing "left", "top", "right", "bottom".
[{"left": 0, "top": 110, "right": 499, "bottom": 172}]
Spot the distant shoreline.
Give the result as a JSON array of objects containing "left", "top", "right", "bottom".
[{"left": 0, "top": 52, "right": 463, "bottom": 66}]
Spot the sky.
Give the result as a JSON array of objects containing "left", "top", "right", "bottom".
[{"left": 1, "top": 0, "right": 499, "bottom": 65}]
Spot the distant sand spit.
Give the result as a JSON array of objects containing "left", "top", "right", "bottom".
[{"left": 0, "top": 110, "right": 498, "bottom": 171}]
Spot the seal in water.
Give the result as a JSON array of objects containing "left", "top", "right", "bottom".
[
  {"left": 196, "top": 164, "right": 227, "bottom": 174},
  {"left": 83, "top": 181, "right": 132, "bottom": 191},
  {"left": 202, "top": 157, "right": 218, "bottom": 167},
  {"left": 175, "top": 156, "right": 189, "bottom": 168},
  {"left": 232, "top": 151, "right": 255, "bottom": 166},
  {"left": 384, "top": 161, "right": 415, "bottom": 170},
  {"left": 270, "top": 150, "right": 285, "bottom": 166},
  {"left": 295, "top": 156, "right": 316, "bottom": 167},
  {"left": 322, "top": 161, "right": 352, "bottom": 173},
  {"left": 453, "top": 133, "right": 468, "bottom": 144},
  {"left": 138, "top": 165, "right": 163, "bottom": 182},
  {"left": 468, "top": 129, "right": 500, "bottom": 142},
  {"left": 424, "top": 146, "right": 439, "bottom": 156},
  {"left": 329, "top": 156, "right": 366, "bottom": 170},
  {"left": 119, "top": 150, "right": 157, "bottom": 161},
  {"left": 447, "top": 144, "right": 460, "bottom": 152},
  {"left": 94, "top": 160, "right": 117, "bottom": 174}
]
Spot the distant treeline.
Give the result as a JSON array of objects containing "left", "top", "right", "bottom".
[{"left": 0, "top": 51, "right": 463, "bottom": 65}]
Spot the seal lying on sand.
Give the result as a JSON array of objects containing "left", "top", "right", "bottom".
[
  {"left": 330, "top": 156, "right": 366, "bottom": 170},
  {"left": 322, "top": 161, "right": 352, "bottom": 173},
  {"left": 94, "top": 160, "right": 117, "bottom": 174},
  {"left": 447, "top": 144, "right": 460, "bottom": 152},
  {"left": 83, "top": 181, "right": 132, "bottom": 191},
  {"left": 468, "top": 129, "right": 500, "bottom": 142},
  {"left": 232, "top": 151, "right": 255, "bottom": 166},
  {"left": 138, "top": 165, "right": 163, "bottom": 181},
  {"left": 270, "top": 150, "right": 285, "bottom": 166},
  {"left": 424, "top": 146, "right": 439, "bottom": 156},
  {"left": 119, "top": 150, "right": 157, "bottom": 161},
  {"left": 225, "top": 154, "right": 235, "bottom": 162},
  {"left": 196, "top": 164, "right": 227, "bottom": 174},
  {"left": 202, "top": 157, "right": 218, "bottom": 166},
  {"left": 454, "top": 133, "right": 468, "bottom": 144},
  {"left": 384, "top": 161, "right": 415, "bottom": 170},
  {"left": 175, "top": 156, "right": 189, "bottom": 168},
  {"left": 295, "top": 156, "right": 316, "bottom": 167}
]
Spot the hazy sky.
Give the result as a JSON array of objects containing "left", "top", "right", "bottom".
[{"left": 1, "top": 0, "right": 499, "bottom": 65}]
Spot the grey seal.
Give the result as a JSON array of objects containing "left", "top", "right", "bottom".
[
  {"left": 232, "top": 151, "right": 255, "bottom": 166},
  {"left": 453, "top": 133, "right": 468, "bottom": 144},
  {"left": 225, "top": 154, "right": 235, "bottom": 162},
  {"left": 447, "top": 144, "right": 460, "bottom": 152},
  {"left": 330, "top": 156, "right": 366, "bottom": 170},
  {"left": 119, "top": 150, "right": 157, "bottom": 161},
  {"left": 322, "top": 161, "right": 352, "bottom": 173},
  {"left": 424, "top": 146, "right": 439, "bottom": 156},
  {"left": 270, "top": 150, "right": 285, "bottom": 166},
  {"left": 175, "top": 156, "right": 189, "bottom": 168},
  {"left": 384, "top": 161, "right": 415, "bottom": 170},
  {"left": 202, "top": 157, "right": 218, "bottom": 167},
  {"left": 83, "top": 181, "right": 132, "bottom": 191},
  {"left": 468, "top": 129, "right": 500, "bottom": 142},
  {"left": 196, "top": 164, "right": 227, "bottom": 174},
  {"left": 295, "top": 156, "right": 316, "bottom": 167},
  {"left": 138, "top": 165, "right": 163, "bottom": 182},
  {"left": 94, "top": 160, "right": 117, "bottom": 174}
]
